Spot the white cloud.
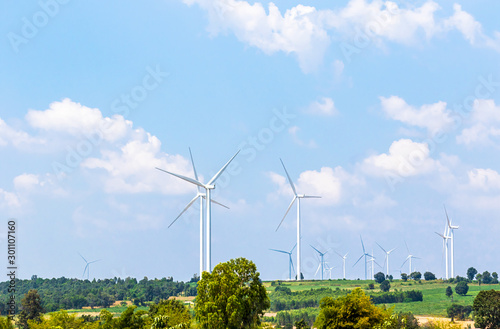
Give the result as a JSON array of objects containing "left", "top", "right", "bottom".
[
  {"left": 14, "top": 174, "right": 40, "bottom": 191},
  {"left": 0, "top": 188, "right": 20, "bottom": 208},
  {"left": 0, "top": 118, "right": 44, "bottom": 148},
  {"left": 288, "top": 126, "right": 317, "bottom": 148},
  {"left": 307, "top": 97, "right": 338, "bottom": 116},
  {"left": 362, "top": 139, "right": 438, "bottom": 178},
  {"left": 457, "top": 99, "right": 500, "bottom": 147},
  {"left": 270, "top": 165, "right": 363, "bottom": 205},
  {"left": 468, "top": 168, "right": 500, "bottom": 191},
  {"left": 380, "top": 96, "right": 453, "bottom": 135},
  {"left": 184, "top": 0, "right": 500, "bottom": 72}
]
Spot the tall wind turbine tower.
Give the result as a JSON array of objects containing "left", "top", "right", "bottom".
[
  {"left": 275, "top": 159, "right": 321, "bottom": 281},
  {"left": 401, "top": 241, "right": 420, "bottom": 275},
  {"left": 353, "top": 236, "right": 373, "bottom": 280},
  {"left": 270, "top": 244, "right": 296, "bottom": 281},
  {"left": 159, "top": 148, "right": 229, "bottom": 277},
  {"left": 335, "top": 251, "right": 348, "bottom": 279},
  {"left": 435, "top": 223, "right": 451, "bottom": 279},
  {"left": 156, "top": 150, "right": 239, "bottom": 273},
  {"left": 376, "top": 242, "right": 396, "bottom": 276},
  {"left": 444, "top": 206, "right": 459, "bottom": 278}
]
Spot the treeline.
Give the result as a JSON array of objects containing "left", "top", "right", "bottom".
[
  {"left": 0, "top": 275, "right": 198, "bottom": 314},
  {"left": 266, "top": 308, "right": 318, "bottom": 328},
  {"left": 370, "top": 290, "right": 423, "bottom": 304},
  {"left": 270, "top": 286, "right": 346, "bottom": 312}
]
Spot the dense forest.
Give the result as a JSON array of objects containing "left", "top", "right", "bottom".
[{"left": 0, "top": 275, "right": 198, "bottom": 314}]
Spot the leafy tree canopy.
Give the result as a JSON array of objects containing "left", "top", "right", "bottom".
[
  {"left": 467, "top": 267, "right": 477, "bottom": 281},
  {"left": 455, "top": 281, "right": 469, "bottom": 296},
  {"left": 374, "top": 272, "right": 386, "bottom": 284},
  {"left": 473, "top": 290, "right": 500, "bottom": 329}
]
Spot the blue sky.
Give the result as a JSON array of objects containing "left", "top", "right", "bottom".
[{"left": 1, "top": 0, "right": 500, "bottom": 282}]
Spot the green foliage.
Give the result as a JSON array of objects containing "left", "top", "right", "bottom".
[
  {"left": 482, "top": 271, "right": 492, "bottom": 284},
  {"left": 27, "top": 310, "right": 96, "bottom": 329},
  {"left": 445, "top": 286, "right": 453, "bottom": 300},
  {"left": 370, "top": 290, "right": 423, "bottom": 304},
  {"left": 148, "top": 299, "right": 191, "bottom": 328},
  {"left": 401, "top": 273, "right": 408, "bottom": 282},
  {"left": 410, "top": 272, "right": 422, "bottom": 281},
  {"left": 195, "top": 257, "right": 270, "bottom": 329},
  {"left": 368, "top": 283, "right": 375, "bottom": 290},
  {"left": 270, "top": 287, "right": 345, "bottom": 312},
  {"left": 493, "top": 272, "right": 499, "bottom": 284},
  {"left": 446, "top": 304, "right": 471, "bottom": 322},
  {"left": 274, "top": 308, "right": 317, "bottom": 328},
  {"left": 380, "top": 280, "right": 391, "bottom": 292},
  {"left": 0, "top": 317, "right": 14, "bottom": 329},
  {"left": 314, "top": 288, "right": 389, "bottom": 329},
  {"left": 374, "top": 312, "right": 419, "bottom": 329},
  {"left": 424, "top": 272, "right": 436, "bottom": 281},
  {"left": 374, "top": 272, "right": 386, "bottom": 284},
  {"left": 467, "top": 267, "right": 477, "bottom": 281},
  {"left": 294, "top": 319, "right": 308, "bottom": 329},
  {"left": 17, "top": 289, "right": 44, "bottom": 329},
  {"left": 455, "top": 281, "right": 469, "bottom": 296},
  {"left": 473, "top": 289, "right": 500, "bottom": 329},
  {"left": 420, "top": 321, "right": 462, "bottom": 329}
]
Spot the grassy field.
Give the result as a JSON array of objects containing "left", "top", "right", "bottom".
[{"left": 263, "top": 279, "right": 499, "bottom": 317}]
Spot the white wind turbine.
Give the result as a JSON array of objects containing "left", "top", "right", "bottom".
[
  {"left": 270, "top": 244, "right": 296, "bottom": 281},
  {"left": 79, "top": 253, "right": 100, "bottom": 280},
  {"left": 376, "top": 242, "right": 396, "bottom": 276},
  {"left": 353, "top": 236, "right": 373, "bottom": 280},
  {"left": 401, "top": 241, "right": 420, "bottom": 275},
  {"left": 311, "top": 245, "right": 329, "bottom": 280},
  {"left": 156, "top": 150, "right": 239, "bottom": 273},
  {"left": 334, "top": 251, "right": 348, "bottom": 279},
  {"left": 368, "top": 249, "right": 382, "bottom": 280},
  {"left": 161, "top": 148, "right": 229, "bottom": 277},
  {"left": 444, "top": 206, "right": 459, "bottom": 278},
  {"left": 325, "top": 264, "right": 336, "bottom": 279},
  {"left": 435, "top": 221, "right": 451, "bottom": 279},
  {"left": 275, "top": 159, "right": 321, "bottom": 281}
]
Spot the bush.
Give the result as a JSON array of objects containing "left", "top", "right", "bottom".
[
  {"left": 447, "top": 304, "right": 472, "bottom": 321},
  {"left": 455, "top": 281, "right": 469, "bottom": 296},
  {"left": 380, "top": 280, "right": 391, "bottom": 292},
  {"left": 424, "top": 272, "right": 436, "bottom": 281}
]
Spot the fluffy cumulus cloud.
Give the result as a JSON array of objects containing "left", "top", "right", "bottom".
[
  {"left": 380, "top": 96, "right": 453, "bottom": 135},
  {"left": 362, "top": 139, "right": 438, "bottom": 178},
  {"left": 183, "top": 0, "right": 500, "bottom": 72},
  {"left": 0, "top": 188, "right": 20, "bottom": 209},
  {"left": 467, "top": 168, "right": 500, "bottom": 191},
  {"left": 269, "top": 165, "right": 363, "bottom": 205},
  {"left": 457, "top": 99, "right": 500, "bottom": 147},
  {"left": 0, "top": 118, "right": 44, "bottom": 148},
  {"left": 307, "top": 97, "right": 338, "bottom": 116}
]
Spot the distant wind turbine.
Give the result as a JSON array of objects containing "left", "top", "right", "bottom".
[
  {"left": 311, "top": 244, "right": 329, "bottom": 280},
  {"left": 79, "top": 253, "right": 100, "bottom": 280},
  {"left": 435, "top": 221, "right": 451, "bottom": 279},
  {"left": 401, "top": 241, "right": 421, "bottom": 275},
  {"left": 270, "top": 244, "right": 296, "bottom": 281},
  {"left": 334, "top": 251, "right": 348, "bottom": 279},
  {"left": 156, "top": 149, "right": 240, "bottom": 273},
  {"left": 376, "top": 242, "right": 396, "bottom": 276},
  {"left": 275, "top": 159, "right": 321, "bottom": 281},
  {"left": 353, "top": 236, "right": 373, "bottom": 280},
  {"left": 444, "top": 205, "right": 459, "bottom": 278},
  {"left": 160, "top": 148, "right": 229, "bottom": 278}
]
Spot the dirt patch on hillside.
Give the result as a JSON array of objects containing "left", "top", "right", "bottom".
[{"left": 416, "top": 316, "right": 475, "bottom": 328}]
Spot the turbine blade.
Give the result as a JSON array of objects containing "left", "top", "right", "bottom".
[
  {"left": 388, "top": 248, "right": 396, "bottom": 254},
  {"left": 83, "top": 264, "right": 89, "bottom": 278},
  {"left": 207, "top": 150, "right": 240, "bottom": 185},
  {"left": 188, "top": 147, "right": 202, "bottom": 193},
  {"left": 344, "top": 252, "right": 349, "bottom": 258},
  {"left": 280, "top": 159, "right": 297, "bottom": 196},
  {"left": 156, "top": 167, "right": 205, "bottom": 189},
  {"left": 401, "top": 258, "right": 409, "bottom": 268},
  {"left": 353, "top": 254, "right": 364, "bottom": 267},
  {"left": 290, "top": 256, "right": 295, "bottom": 275},
  {"left": 444, "top": 205, "right": 452, "bottom": 228},
  {"left": 310, "top": 244, "right": 322, "bottom": 255},
  {"left": 360, "top": 236, "right": 366, "bottom": 254},
  {"left": 210, "top": 198, "right": 229, "bottom": 209},
  {"left": 334, "top": 250, "right": 343, "bottom": 258},
  {"left": 275, "top": 196, "right": 297, "bottom": 231},
  {"left": 374, "top": 260, "right": 383, "bottom": 268},
  {"left": 89, "top": 259, "right": 101, "bottom": 264},
  {"left": 404, "top": 240, "right": 410, "bottom": 254},
  {"left": 315, "top": 263, "right": 321, "bottom": 276},
  {"left": 302, "top": 195, "right": 322, "bottom": 198},
  {"left": 435, "top": 232, "right": 445, "bottom": 239},
  {"left": 290, "top": 243, "right": 297, "bottom": 253},
  {"left": 376, "top": 242, "right": 387, "bottom": 253},
  {"left": 269, "top": 249, "right": 289, "bottom": 254},
  {"left": 78, "top": 252, "right": 87, "bottom": 263},
  {"left": 168, "top": 195, "right": 200, "bottom": 228}
]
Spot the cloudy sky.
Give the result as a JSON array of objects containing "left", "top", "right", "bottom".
[{"left": 1, "top": 0, "right": 500, "bottom": 282}]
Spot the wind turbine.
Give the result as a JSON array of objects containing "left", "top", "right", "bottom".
[
  {"left": 79, "top": 253, "right": 100, "bottom": 280},
  {"left": 161, "top": 148, "right": 229, "bottom": 278},
  {"left": 275, "top": 159, "right": 321, "bottom": 281},
  {"left": 325, "top": 264, "right": 336, "bottom": 279},
  {"left": 334, "top": 251, "right": 348, "bottom": 279},
  {"left": 401, "top": 241, "right": 420, "bottom": 275},
  {"left": 270, "top": 244, "right": 296, "bottom": 281},
  {"left": 353, "top": 236, "right": 373, "bottom": 280},
  {"left": 444, "top": 206, "right": 459, "bottom": 278},
  {"left": 156, "top": 149, "right": 240, "bottom": 273},
  {"left": 376, "top": 242, "right": 396, "bottom": 276},
  {"left": 368, "top": 249, "right": 382, "bottom": 280},
  {"left": 311, "top": 245, "right": 328, "bottom": 280},
  {"left": 435, "top": 222, "right": 450, "bottom": 279}
]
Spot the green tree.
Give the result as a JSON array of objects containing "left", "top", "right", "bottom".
[
  {"left": 17, "top": 289, "right": 44, "bottom": 329},
  {"left": 473, "top": 290, "right": 500, "bottom": 329},
  {"left": 467, "top": 267, "right": 478, "bottom": 281},
  {"left": 446, "top": 286, "right": 453, "bottom": 302},
  {"left": 483, "top": 271, "right": 493, "bottom": 284},
  {"left": 401, "top": 273, "right": 408, "bottom": 282},
  {"left": 409, "top": 272, "right": 421, "bottom": 280},
  {"left": 380, "top": 280, "right": 391, "bottom": 292},
  {"left": 294, "top": 319, "right": 308, "bottom": 329},
  {"left": 493, "top": 272, "right": 499, "bottom": 284},
  {"left": 476, "top": 273, "right": 483, "bottom": 285},
  {"left": 424, "top": 272, "right": 436, "bottom": 281},
  {"left": 374, "top": 272, "right": 386, "bottom": 284},
  {"left": 447, "top": 304, "right": 472, "bottom": 322},
  {"left": 455, "top": 281, "right": 469, "bottom": 296},
  {"left": 195, "top": 257, "right": 270, "bottom": 329},
  {"left": 314, "top": 288, "right": 389, "bottom": 329},
  {"left": 0, "top": 317, "right": 14, "bottom": 329},
  {"left": 148, "top": 299, "right": 191, "bottom": 328}
]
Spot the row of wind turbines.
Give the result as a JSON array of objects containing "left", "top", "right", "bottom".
[{"left": 155, "top": 148, "right": 460, "bottom": 281}]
